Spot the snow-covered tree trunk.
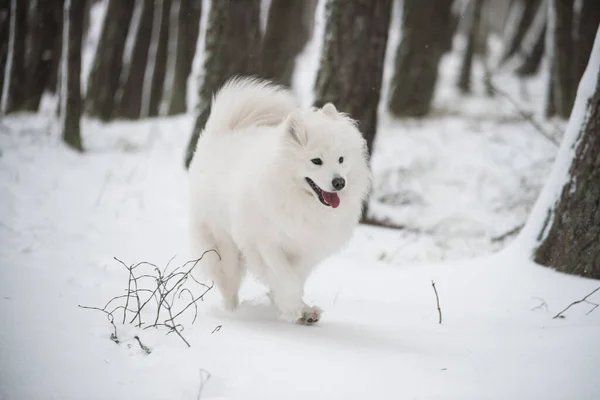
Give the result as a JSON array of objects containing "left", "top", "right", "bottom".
[
  {"left": 499, "top": 0, "right": 541, "bottom": 64},
  {"left": 260, "top": 0, "right": 317, "bottom": 87},
  {"left": 162, "top": 0, "right": 202, "bottom": 116},
  {"left": 0, "top": 0, "right": 27, "bottom": 114},
  {"left": 59, "top": 0, "right": 84, "bottom": 152},
  {"left": 545, "top": 0, "right": 575, "bottom": 118},
  {"left": 313, "top": 0, "right": 391, "bottom": 158},
  {"left": 388, "top": 0, "right": 452, "bottom": 117},
  {"left": 85, "top": 0, "right": 134, "bottom": 121},
  {"left": 184, "top": 0, "right": 261, "bottom": 168},
  {"left": 457, "top": 0, "right": 484, "bottom": 94},
  {"left": 140, "top": 0, "right": 171, "bottom": 118},
  {"left": 113, "top": 0, "right": 154, "bottom": 119},
  {"left": 515, "top": 27, "right": 600, "bottom": 279},
  {"left": 23, "top": 0, "right": 63, "bottom": 111}
]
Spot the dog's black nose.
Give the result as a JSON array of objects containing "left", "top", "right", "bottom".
[{"left": 332, "top": 177, "right": 345, "bottom": 191}]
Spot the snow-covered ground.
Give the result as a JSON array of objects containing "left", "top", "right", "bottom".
[{"left": 1, "top": 2, "right": 599, "bottom": 399}]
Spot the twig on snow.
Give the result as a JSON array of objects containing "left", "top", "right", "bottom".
[
  {"left": 553, "top": 286, "right": 600, "bottom": 319},
  {"left": 431, "top": 280, "right": 442, "bottom": 324},
  {"left": 134, "top": 335, "right": 152, "bottom": 354},
  {"left": 211, "top": 325, "right": 222, "bottom": 334},
  {"left": 530, "top": 297, "right": 548, "bottom": 312},
  {"left": 78, "top": 305, "right": 120, "bottom": 344},
  {"left": 491, "top": 224, "right": 524, "bottom": 243}
]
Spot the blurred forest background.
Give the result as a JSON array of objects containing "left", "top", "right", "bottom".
[{"left": 0, "top": 0, "right": 599, "bottom": 278}]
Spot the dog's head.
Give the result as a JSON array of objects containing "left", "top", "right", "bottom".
[{"left": 281, "top": 103, "right": 371, "bottom": 209}]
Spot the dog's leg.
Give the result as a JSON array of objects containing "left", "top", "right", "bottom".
[
  {"left": 191, "top": 226, "right": 244, "bottom": 311},
  {"left": 246, "top": 246, "right": 321, "bottom": 325}
]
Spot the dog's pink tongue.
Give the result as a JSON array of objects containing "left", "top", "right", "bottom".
[{"left": 322, "top": 191, "right": 340, "bottom": 208}]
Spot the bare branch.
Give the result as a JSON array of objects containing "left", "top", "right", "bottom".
[
  {"left": 431, "top": 280, "right": 442, "bottom": 324},
  {"left": 553, "top": 286, "right": 600, "bottom": 319},
  {"left": 134, "top": 335, "right": 152, "bottom": 354}
]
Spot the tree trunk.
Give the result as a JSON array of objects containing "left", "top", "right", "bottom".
[
  {"left": 457, "top": 0, "right": 484, "bottom": 94},
  {"left": 388, "top": 0, "right": 452, "bottom": 117},
  {"left": 184, "top": 0, "right": 262, "bottom": 169},
  {"left": 113, "top": 0, "right": 154, "bottom": 119},
  {"left": 513, "top": 0, "right": 546, "bottom": 77},
  {"left": 59, "top": 0, "right": 84, "bottom": 152},
  {"left": 163, "top": 0, "right": 201, "bottom": 116},
  {"left": 23, "top": 0, "right": 64, "bottom": 111},
  {"left": 573, "top": 0, "right": 600, "bottom": 91},
  {"left": 260, "top": 0, "right": 317, "bottom": 87},
  {"left": 534, "top": 27, "right": 600, "bottom": 279},
  {"left": 314, "top": 0, "right": 391, "bottom": 156},
  {"left": 85, "top": 0, "right": 134, "bottom": 121},
  {"left": 0, "top": 0, "right": 10, "bottom": 98},
  {"left": 546, "top": 0, "right": 575, "bottom": 118},
  {"left": 499, "top": 0, "right": 541, "bottom": 64},
  {"left": 140, "top": 0, "right": 171, "bottom": 118},
  {"left": 0, "top": 0, "right": 27, "bottom": 114}
]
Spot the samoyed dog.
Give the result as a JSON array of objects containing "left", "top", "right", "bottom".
[{"left": 188, "top": 77, "right": 371, "bottom": 325}]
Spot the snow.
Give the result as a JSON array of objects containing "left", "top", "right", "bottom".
[{"left": 1, "top": 4, "right": 599, "bottom": 400}]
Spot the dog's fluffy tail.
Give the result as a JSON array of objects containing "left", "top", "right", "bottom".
[{"left": 205, "top": 76, "right": 297, "bottom": 133}]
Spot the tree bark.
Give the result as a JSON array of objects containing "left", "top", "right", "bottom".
[
  {"left": 184, "top": 0, "right": 262, "bottom": 168},
  {"left": 546, "top": 0, "right": 575, "bottom": 118},
  {"left": 457, "top": 0, "right": 484, "bottom": 94},
  {"left": 59, "top": 0, "right": 84, "bottom": 152},
  {"left": 534, "top": 28, "right": 600, "bottom": 279},
  {"left": 0, "top": 0, "right": 27, "bottom": 114},
  {"left": 499, "top": 0, "right": 541, "bottom": 64},
  {"left": 85, "top": 0, "right": 134, "bottom": 120},
  {"left": 260, "top": 0, "right": 317, "bottom": 87},
  {"left": 163, "top": 0, "right": 201, "bottom": 116},
  {"left": 388, "top": 0, "right": 452, "bottom": 117},
  {"left": 113, "top": 0, "right": 154, "bottom": 119},
  {"left": 140, "top": 0, "right": 171, "bottom": 118},
  {"left": 23, "top": 0, "right": 64, "bottom": 111}
]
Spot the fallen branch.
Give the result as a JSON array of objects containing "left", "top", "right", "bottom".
[
  {"left": 491, "top": 224, "right": 524, "bottom": 243},
  {"left": 431, "top": 280, "right": 442, "bottom": 324},
  {"left": 80, "top": 250, "right": 217, "bottom": 348},
  {"left": 553, "top": 286, "right": 600, "bottom": 319}
]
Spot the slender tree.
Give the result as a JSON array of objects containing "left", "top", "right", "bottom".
[
  {"left": 184, "top": 0, "right": 262, "bottom": 168},
  {"left": 573, "top": 0, "right": 600, "bottom": 91},
  {"left": 533, "top": 27, "right": 600, "bottom": 279},
  {"left": 59, "top": 0, "right": 85, "bottom": 152},
  {"left": 545, "top": 0, "right": 575, "bottom": 118},
  {"left": 499, "top": 0, "right": 541, "bottom": 64},
  {"left": 513, "top": 0, "right": 547, "bottom": 77},
  {"left": 314, "top": 0, "right": 392, "bottom": 156},
  {"left": 23, "top": 0, "right": 63, "bottom": 111},
  {"left": 0, "top": 0, "right": 27, "bottom": 114},
  {"left": 457, "top": 0, "right": 484, "bottom": 94},
  {"left": 260, "top": 0, "right": 317, "bottom": 87},
  {"left": 162, "top": 0, "right": 202, "bottom": 115},
  {"left": 85, "top": 0, "right": 134, "bottom": 120},
  {"left": 140, "top": 0, "right": 171, "bottom": 118},
  {"left": 388, "top": 0, "right": 453, "bottom": 117},
  {"left": 0, "top": 0, "right": 10, "bottom": 97},
  {"left": 113, "top": 0, "right": 155, "bottom": 119}
]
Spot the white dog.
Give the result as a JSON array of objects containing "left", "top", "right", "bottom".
[{"left": 188, "top": 77, "right": 371, "bottom": 324}]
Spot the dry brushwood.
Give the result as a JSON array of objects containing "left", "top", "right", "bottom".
[
  {"left": 79, "top": 250, "right": 217, "bottom": 348},
  {"left": 431, "top": 280, "right": 442, "bottom": 324},
  {"left": 553, "top": 286, "right": 600, "bottom": 319}
]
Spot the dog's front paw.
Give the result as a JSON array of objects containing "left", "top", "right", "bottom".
[{"left": 296, "top": 305, "right": 322, "bottom": 326}]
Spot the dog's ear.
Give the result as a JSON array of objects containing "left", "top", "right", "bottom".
[
  {"left": 284, "top": 112, "right": 307, "bottom": 145},
  {"left": 321, "top": 103, "right": 339, "bottom": 118}
]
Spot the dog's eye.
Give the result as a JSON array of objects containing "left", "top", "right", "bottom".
[
  {"left": 311, "top": 158, "right": 323, "bottom": 165},
  {"left": 339, "top": 157, "right": 344, "bottom": 164}
]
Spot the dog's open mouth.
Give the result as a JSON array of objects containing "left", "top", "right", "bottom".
[{"left": 305, "top": 177, "right": 340, "bottom": 208}]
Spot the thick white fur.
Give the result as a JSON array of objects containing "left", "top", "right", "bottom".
[{"left": 188, "top": 77, "right": 371, "bottom": 324}]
